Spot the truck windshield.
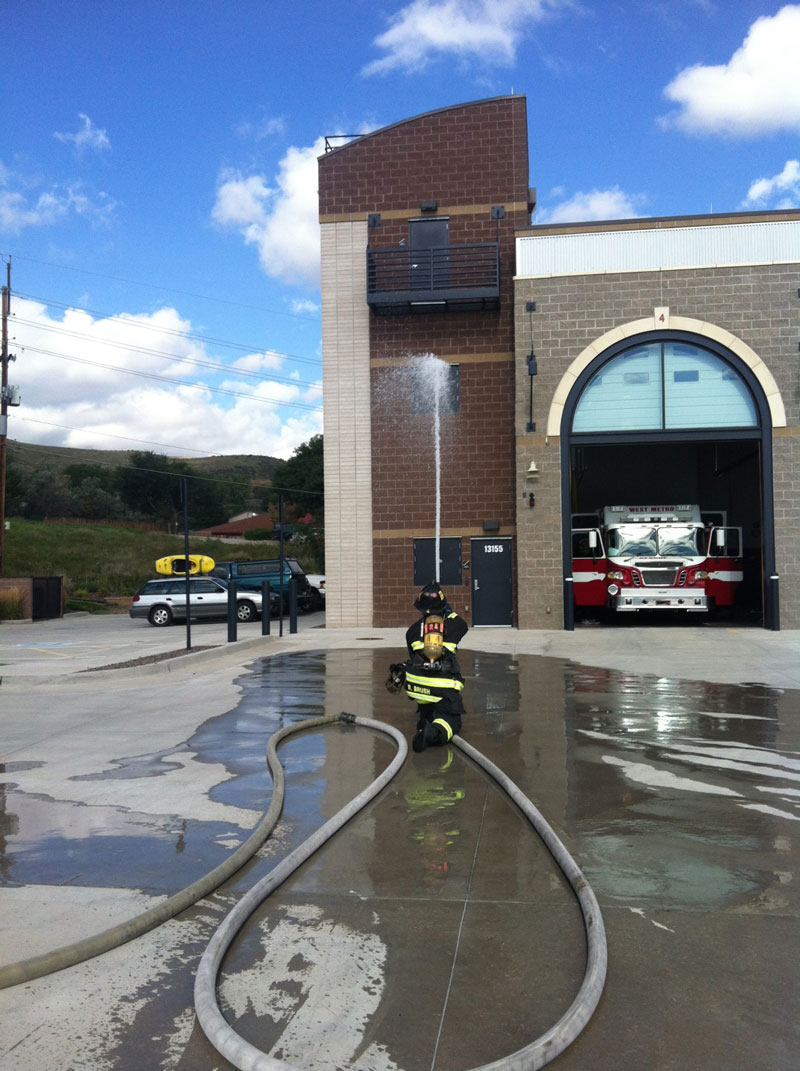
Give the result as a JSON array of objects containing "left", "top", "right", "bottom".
[
  {"left": 657, "top": 525, "right": 702, "bottom": 556},
  {"left": 607, "top": 525, "right": 658, "bottom": 557}
]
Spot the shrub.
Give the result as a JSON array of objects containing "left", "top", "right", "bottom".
[
  {"left": 0, "top": 587, "right": 25, "bottom": 620},
  {"left": 244, "top": 529, "right": 273, "bottom": 541}
]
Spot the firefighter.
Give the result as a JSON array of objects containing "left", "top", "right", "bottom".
[{"left": 386, "top": 582, "right": 469, "bottom": 752}]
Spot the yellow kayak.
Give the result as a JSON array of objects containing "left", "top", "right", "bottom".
[{"left": 155, "top": 554, "right": 216, "bottom": 576}]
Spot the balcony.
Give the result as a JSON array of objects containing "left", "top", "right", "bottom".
[{"left": 366, "top": 243, "right": 500, "bottom": 314}]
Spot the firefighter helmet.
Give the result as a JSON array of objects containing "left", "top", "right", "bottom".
[{"left": 414, "top": 583, "right": 447, "bottom": 614}]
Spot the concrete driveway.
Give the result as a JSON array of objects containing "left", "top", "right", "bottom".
[{"left": 1, "top": 616, "right": 798, "bottom": 1070}]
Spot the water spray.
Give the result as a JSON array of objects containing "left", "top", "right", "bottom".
[{"left": 415, "top": 353, "right": 450, "bottom": 584}]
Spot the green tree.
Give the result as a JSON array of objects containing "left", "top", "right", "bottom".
[
  {"left": 116, "top": 451, "right": 250, "bottom": 530},
  {"left": 71, "top": 476, "right": 125, "bottom": 521},
  {"left": 63, "top": 462, "right": 118, "bottom": 493},
  {"left": 267, "top": 435, "right": 324, "bottom": 519},
  {"left": 4, "top": 455, "right": 26, "bottom": 515},
  {"left": 117, "top": 452, "right": 180, "bottom": 526},
  {"left": 15, "top": 466, "right": 74, "bottom": 519}
]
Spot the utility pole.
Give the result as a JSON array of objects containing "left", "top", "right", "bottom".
[{"left": 0, "top": 258, "right": 11, "bottom": 575}]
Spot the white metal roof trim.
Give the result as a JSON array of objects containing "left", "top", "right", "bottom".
[{"left": 516, "top": 221, "right": 800, "bottom": 277}]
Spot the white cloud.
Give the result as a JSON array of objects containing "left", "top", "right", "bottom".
[
  {"left": 363, "top": 0, "right": 562, "bottom": 75},
  {"left": 662, "top": 5, "right": 800, "bottom": 136},
  {"left": 291, "top": 298, "right": 320, "bottom": 316},
  {"left": 741, "top": 159, "right": 800, "bottom": 208},
  {"left": 0, "top": 189, "right": 67, "bottom": 232},
  {"left": 212, "top": 173, "right": 272, "bottom": 229},
  {"left": 536, "top": 186, "right": 645, "bottom": 223},
  {"left": 0, "top": 166, "right": 115, "bottom": 233},
  {"left": 212, "top": 137, "right": 326, "bottom": 288},
  {"left": 54, "top": 113, "right": 111, "bottom": 152},
  {"left": 12, "top": 297, "right": 322, "bottom": 458},
  {"left": 231, "top": 350, "right": 286, "bottom": 373},
  {"left": 237, "top": 115, "right": 287, "bottom": 141}
]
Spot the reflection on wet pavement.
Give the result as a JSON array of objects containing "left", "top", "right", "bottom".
[
  {"left": 563, "top": 667, "right": 799, "bottom": 912},
  {"left": 1, "top": 648, "right": 798, "bottom": 1071}
]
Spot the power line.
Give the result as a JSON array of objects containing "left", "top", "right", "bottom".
[
  {"left": 12, "top": 314, "right": 323, "bottom": 393},
  {"left": 16, "top": 417, "right": 218, "bottom": 455},
  {"left": 21, "top": 345, "right": 324, "bottom": 412},
  {"left": 2, "top": 252, "right": 320, "bottom": 323},
  {"left": 12, "top": 290, "right": 323, "bottom": 368}
]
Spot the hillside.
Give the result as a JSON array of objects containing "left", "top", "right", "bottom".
[
  {"left": 6, "top": 440, "right": 283, "bottom": 483},
  {"left": 1, "top": 518, "right": 324, "bottom": 609}
]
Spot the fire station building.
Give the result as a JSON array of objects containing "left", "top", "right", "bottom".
[{"left": 318, "top": 95, "right": 800, "bottom": 631}]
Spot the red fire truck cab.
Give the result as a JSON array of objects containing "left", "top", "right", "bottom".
[{"left": 572, "top": 504, "right": 743, "bottom": 613}]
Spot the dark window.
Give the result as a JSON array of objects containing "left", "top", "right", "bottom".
[
  {"left": 413, "top": 537, "right": 462, "bottom": 586},
  {"left": 409, "top": 217, "right": 449, "bottom": 250},
  {"left": 237, "top": 561, "right": 279, "bottom": 576},
  {"left": 674, "top": 369, "right": 699, "bottom": 382},
  {"left": 190, "top": 580, "right": 219, "bottom": 593}
]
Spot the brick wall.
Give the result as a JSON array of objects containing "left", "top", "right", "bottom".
[
  {"left": 320, "top": 96, "right": 530, "bottom": 627},
  {"left": 515, "top": 262, "right": 800, "bottom": 629}
]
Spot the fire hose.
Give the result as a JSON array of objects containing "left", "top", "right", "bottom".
[
  {"left": 194, "top": 714, "right": 607, "bottom": 1071},
  {"left": 1, "top": 713, "right": 607, "bottom": 1069}
]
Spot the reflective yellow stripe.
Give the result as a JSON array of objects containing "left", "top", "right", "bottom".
[
  {"left": 411, "top": 640, "right": 425, "bottom": 651},
  {"left": 433, "top": 718, "right": 454, "bottom": 741},
  {"left": 405, "top": 673, "right": 463, "bottom": 691},
  {"left": 412, "top": 695, "right": 440, "bottom": 704},
  {"left": 442, "top": 641, "right": 457, "bottom": 652}
]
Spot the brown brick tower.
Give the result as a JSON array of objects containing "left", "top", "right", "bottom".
[{"left": 319, "top": 97, "right": 531, "bottom": 627}]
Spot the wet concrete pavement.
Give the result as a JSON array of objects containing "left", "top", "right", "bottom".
[{"left": 1, "top": 616, "right": 798, "bottom": 1070}]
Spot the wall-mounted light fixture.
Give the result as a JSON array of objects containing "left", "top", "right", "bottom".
[
  {"left": 420, "top": 200, "right": 438, "bottom": 212},
  {"left": 526, "top": 461, "right": 540, "bottom": 478}
]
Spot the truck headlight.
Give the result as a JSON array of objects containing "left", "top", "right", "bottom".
[
  {"left": 607, "top": 570, "right": 624, "bottom": 580},
  {"left": 693, "top": 570, "right": 709, "bottom": 580}
]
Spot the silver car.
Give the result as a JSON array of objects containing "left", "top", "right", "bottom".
[{"left": 129, "top": 577, "right": 263, "bottom": 627}]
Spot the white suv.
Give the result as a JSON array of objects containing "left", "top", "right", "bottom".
[{"left": 129, "top": 577, "right": 263, "bottom": 627}]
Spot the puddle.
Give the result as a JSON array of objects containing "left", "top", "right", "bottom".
[{"left": 2, "top": 647, "right": 799, "bottom": 1070}]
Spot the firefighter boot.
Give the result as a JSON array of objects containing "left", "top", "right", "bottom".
[{"left": 412, "top": 719, "right": 446, "bottom": 753}]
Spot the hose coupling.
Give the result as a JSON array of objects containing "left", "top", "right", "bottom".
[{"left": 339, "top": 711, "right": 357, "bottom": 724}]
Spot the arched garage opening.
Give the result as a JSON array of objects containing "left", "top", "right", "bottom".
[{"left": 558, "top": 329, "right": 779, "bottom": 630}]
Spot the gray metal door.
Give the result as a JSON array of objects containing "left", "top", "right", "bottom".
[{"left": 470, "top": 538, "right": 513, "bottom": 626}]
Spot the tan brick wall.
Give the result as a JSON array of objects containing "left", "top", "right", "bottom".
[
  {"left": 515, "top": 262, "right": 800, "bottom": 629},
  {"left": 320, "top": 220, "right": 374, "bottom": 627}
]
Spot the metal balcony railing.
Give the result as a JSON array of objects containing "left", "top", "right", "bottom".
[{"left": 366, "top": 243, "right": 500, "bottom": 313}]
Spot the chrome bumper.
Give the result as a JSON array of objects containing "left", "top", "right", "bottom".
[{"left": 612, "top": 587, "right": 708, "bottom": 612}]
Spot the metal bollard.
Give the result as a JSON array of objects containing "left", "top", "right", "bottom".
[
  {"left": 227, "top": 580, "right": 238, "bottom": 643},
  {"left": 289, "top": 577, "right": 298, "bottom": 634},
  {"left": 261, "top": 581, "right": 271, "bottom": 635}
]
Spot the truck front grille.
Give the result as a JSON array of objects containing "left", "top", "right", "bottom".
[{"left": 637, "top": 567, "right": 680, "bottom": 586}]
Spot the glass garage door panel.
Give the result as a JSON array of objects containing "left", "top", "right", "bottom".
[
  {"left": 573, "top": 344, "right": 662, "bottom": 431},
  {"left": 664, "top": 343, "right": 757, "bottom": 428},
  {"left": 573, "top": 339, "right": 758, "bottom": 433}
]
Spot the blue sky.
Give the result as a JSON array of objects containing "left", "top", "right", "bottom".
[{"left": 2, "top": 0, "right": 798, "bottom": 459}]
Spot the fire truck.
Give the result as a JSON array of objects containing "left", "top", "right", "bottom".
[{"left": 572, "top": 504, "right": 743, "bottom": 613}]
